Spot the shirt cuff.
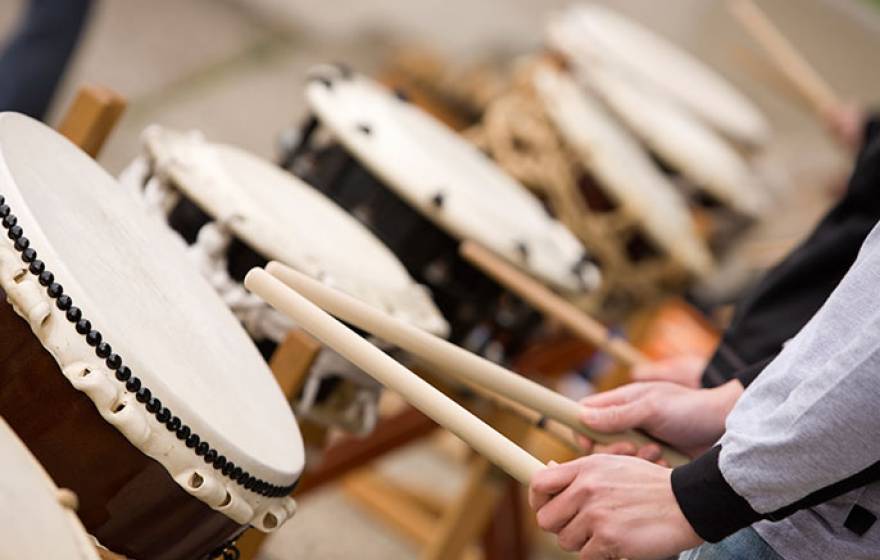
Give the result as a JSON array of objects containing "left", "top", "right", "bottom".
[{"left": 671, "top": 446, "right": 762, "bottom": 542}]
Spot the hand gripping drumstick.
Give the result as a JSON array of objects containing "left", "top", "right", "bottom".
[
  {"left": 245, "top": 268, "right": 545, "bottom": 483},
  {"left": 260, "top": 262, "right": 689, "bottom": 467},
  {"left": 728, "top": 0, "right": 840, "bottom": 117},
  {"left": 459, "top": 241, "right": 648, "bottom": 368}
]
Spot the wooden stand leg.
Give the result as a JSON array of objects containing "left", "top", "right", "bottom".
[
  {"left": 421, "top": 407, "right": 532, "bottom": 560},
  {"left": 481, "top": 479, "right": 529, "bottom": 560},
  {"left": 57, "top": 85, "right": 126, "bottom": 158}
]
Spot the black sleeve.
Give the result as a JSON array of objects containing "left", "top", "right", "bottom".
[
  {"left": 862, "top": 113, "right": 880, "bottom": 147},
  {"left": 700, "top": 123, "right": 880, "bottom": 389},
  {"left": 672, "top": 446, "right": 880, "bottom": 543}
]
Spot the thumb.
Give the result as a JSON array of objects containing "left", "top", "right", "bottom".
[{"left": 579, "top": 400, "right": 650, "bottom": 433}]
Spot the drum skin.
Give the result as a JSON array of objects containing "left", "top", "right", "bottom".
[{"left": 0, "top": 299, "right": 243, "bottom": 560}]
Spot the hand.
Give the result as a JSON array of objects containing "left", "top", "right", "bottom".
[
  {"left": 630, "top": 355, "right": 708, "bottom": 388},
  {"left": 529, "top": 455, "right": 703, "bottom": 559},
  {"left": 575, "top": 380, "right": 743, "bottom": 459},
  {"left": 823, "top": 102, "right": 865, "bottom": 151}
]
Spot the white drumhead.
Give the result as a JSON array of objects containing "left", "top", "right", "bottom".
[
  {"left": 0, "top": 418, "right": 100, "bottom": 559},
  {"left": 142, "top": 126, "right": 448, "bottom": 337},
  {"left": 0, "top": 113, "right": 302, "bottom": 524},
  {"left": 305, "top": 64, "right": 600, "bottom": 294},
  {"left": 579, "top": 63, "right": 770, "bottom": 217},
  {"left": 547, "top": 4, "right": 769, "bottom": 147},
  {"left": 533, "top": 66, "right": 712, "bottom": 276}
]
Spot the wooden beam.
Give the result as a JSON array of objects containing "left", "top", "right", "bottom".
[{"left": 57, "top": 85, "right": 126, "bottom": 158}]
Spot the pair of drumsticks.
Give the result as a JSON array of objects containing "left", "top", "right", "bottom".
[{"left": 246, "top": 259, "right": 687, "bottom": 484}]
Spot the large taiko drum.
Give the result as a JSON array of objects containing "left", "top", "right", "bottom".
[
  {"left": 0, "top": 113, "right": 302, "bottom": 559},
  {"left": 284, "top": 64, "right": 600, "bottom": 357},
  {"left": 120, "top": 126, "right": 448, "bottom": 434},
  {"left": 0, "top": 417, "right": 100, "bottom": 560}
]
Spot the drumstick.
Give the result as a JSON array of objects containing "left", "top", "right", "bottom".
[
  {"left": 263, "top": 261, "right": 689, "bottom": 467},
  {"left": 728, "top": 0, "right": 839, "bottom": 116},
  {"left": 459, "top": 241, "right": 648, "bottom": 368},
  {"left": 245, "top": 268, "right": 545, "bottom": 484}
]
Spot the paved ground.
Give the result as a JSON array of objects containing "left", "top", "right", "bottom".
[{"left": 0, "top": 1, "right": 878, "bottom": 558}]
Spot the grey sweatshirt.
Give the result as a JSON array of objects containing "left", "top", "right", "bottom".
[{"left": 672, "top": 221, "right": 880, "bottom": 558}]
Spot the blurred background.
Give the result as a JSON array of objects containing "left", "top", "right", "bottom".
[{"left": 1, "top": 1, "right": 877, "bottom": 558}]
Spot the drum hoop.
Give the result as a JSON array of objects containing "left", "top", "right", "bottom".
[{"left": 0, "top": 193, "right": 298, "bottom": 530}]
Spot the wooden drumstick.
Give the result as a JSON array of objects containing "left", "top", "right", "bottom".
[
  {"left": 245, "top": 268, "right": 545, "bottom": 484},
  {"left": 728, "top": 0, "right": 840, "bottom": 116},
  {"left": 459, "top": 241, "right": 648, "bottom": 368},
  {"left": 263, "top": 261, "right": 689, "bottom": 467}
]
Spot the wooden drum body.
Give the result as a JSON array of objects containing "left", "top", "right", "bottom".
[{"left": 0, "top": 113, "right": 302, "bottom": 559}]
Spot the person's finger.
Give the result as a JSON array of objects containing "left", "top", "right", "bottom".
[
  {"left": 531, "top": 460, "right": 580, "bottom": 495},
  {"left": 535, "top": 485, "right": 581, "bottom": 533},
  {"left": 579, "top": 400, "right": 651, "bottom": 433},
  {"left": 578, "top": 383, "right": 650, "bottom": 408},
  {"left": 556, "top": 508, "right": 594, "bottom": 552},
  {"left": 636, "top": 443, "right": 663, "bottom": 463},
  {"left": 575, "top": 433, "right": 594, "bottom": 454},
  {"left": 630, "top": 362, "right": 668, "bottom": 382},
  {"left": 529, "top": 486, "right": 551, "bottom": 512},
  {"left": 593, "top": 441, "right": 637, "bottom": 456},
  {"left": 579, "top": 534, "right": 620, "bottom": 560}
]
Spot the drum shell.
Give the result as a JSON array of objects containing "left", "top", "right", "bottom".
[{"left": 0, "top": 296, "right": 244, "bottom": 560}]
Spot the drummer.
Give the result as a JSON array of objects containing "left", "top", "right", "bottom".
[
  {"left": 633, "top": 103, "right": 879, "bottom": 389},
  {"left": 528, "top": 104, "right": 880, "bottom": 559}
]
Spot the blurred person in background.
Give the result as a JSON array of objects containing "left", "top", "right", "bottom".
[
  {"left": 527, "top": 103, "right": 880, "bottom": 559},
  {"left": 0, "top": 0, "right": 94, "bottom": 120},
  {"left": 633, "top": 103, "right": 879, "bottom": 391}
]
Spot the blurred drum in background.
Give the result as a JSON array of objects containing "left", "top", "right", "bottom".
[
  {"left": 0, "top": 417, "right": 100, "bottom": 560},
  {"left": 547, "top": 6, "right": 771, "bottom": 248},
  {"left": 0, "top": 113, "right": 302, "bottom": 559},
  {"left": 475, "top": 62, "right": 713, "bottom": 317},
  {"left": 283, "top": 64, "right": 600, "bottom": 361},
  {"left": 120, "top": 127, "right": 448, "bottom": 435},
  {"left": 546, "top": 3, "right": 770, "bottom": 148}
]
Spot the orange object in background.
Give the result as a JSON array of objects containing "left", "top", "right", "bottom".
[
  {"left": 594, "top": 298, "right": 719, "bottom": 392},
  {"left": 631, "top": 298, "right": 720, "bottom": 363}
]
